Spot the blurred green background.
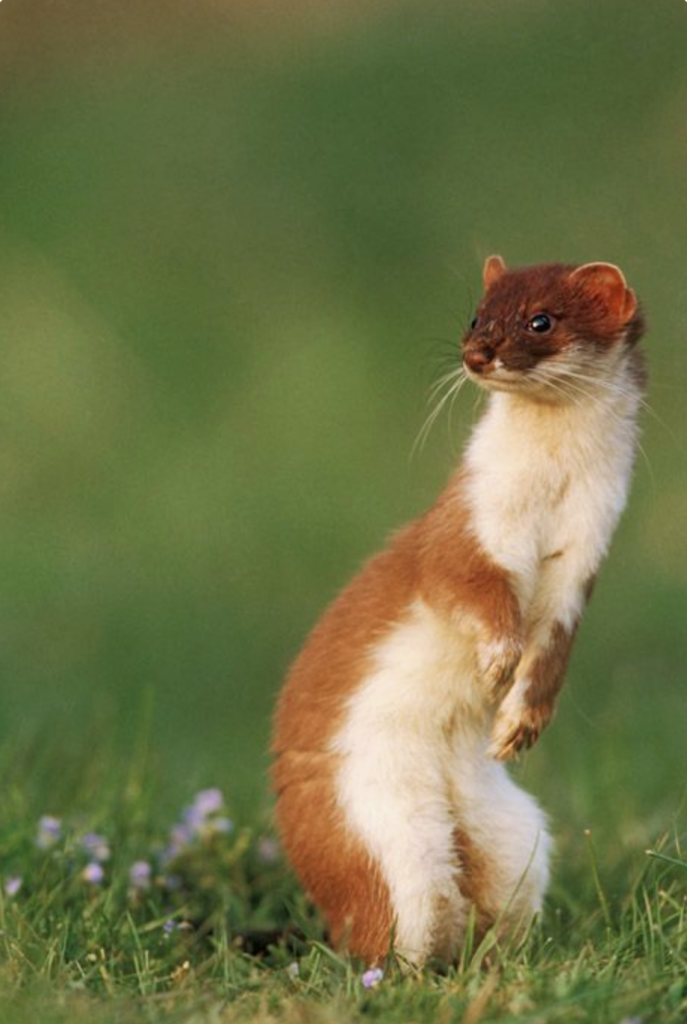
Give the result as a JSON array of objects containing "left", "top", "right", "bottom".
[{"left": 0, "top": 0, "right": 685, "bottom": 846}]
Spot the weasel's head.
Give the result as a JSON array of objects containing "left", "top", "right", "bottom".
[{"left": 462, "top": 256, "right": 645, "bottom": 399}]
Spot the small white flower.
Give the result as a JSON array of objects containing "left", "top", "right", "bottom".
[
  {"left": 257, "top": 836, "right": 280, "bottom": 864},
  {"left": 207, "top": 815, "right": 233, "bottom": 835},
  {"left": 361, "top": 967, "right": 384, "bottom": 989}
]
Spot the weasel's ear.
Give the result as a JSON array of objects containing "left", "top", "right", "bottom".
[
  {"left": 569, "top": 262, "right": 637, "bottom": 323},
  {"left": 483, "top": 254, "right": 507, "bottom": 289}
]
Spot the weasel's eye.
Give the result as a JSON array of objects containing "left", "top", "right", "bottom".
[
  {"left": 470, "top": 316, "right": 479, "bottom": 330},
  {"left": 527, "top": 313, "right": 552, "bottom": 333}
]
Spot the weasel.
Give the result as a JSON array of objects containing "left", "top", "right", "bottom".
[{"left": 271, "top": 256, "right": 646, "bottom": 966}]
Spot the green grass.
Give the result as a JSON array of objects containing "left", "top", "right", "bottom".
[
  {"left": 0, "top": 744, "right": 686, "bottom": 1024},
  {"left": 0, "top": 0, "right": 686, "bottom": 1019}
]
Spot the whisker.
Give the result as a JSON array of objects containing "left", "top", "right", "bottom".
[
  {"left": 550, "top": 365, "right": 645, "bottom": 404},
  {"left": 427, "top": 367, "right": 464, "bottom": 402},
  {"left": 446, "top": 370, "right": 472, "bottom": 454},
  {"left": 528, "top": 364, "right": 620, "bottom": 409},
  {"left": 432, "top": 371, "right": 469, "bottom": 442},
  {"left": 527, "top": 366, "right": 655, "bottom": 485},
  {"left": 528, "top": 369, "right": 639, "bottom": 433},
  {"left": 536, "top": 365, "right": 657, "bottom": 439},
  {"left": 544, "top": 365, "right": 676, "bottom": 442},
  {"left": 637, "top": 440, "right": 656, "bottom": 490},
  {"left": 525, "top": 367, "right": 589, "bottom": 411},
  {"left": 535, "top": 359, "right": 648, "bottom": 416},
  {"left": 411, "top": 366, "right": 468, "bottom": 459}
]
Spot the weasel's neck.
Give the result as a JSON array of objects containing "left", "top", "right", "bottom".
[
  {"left": 468, "top": 351, "right": 643, "bottom": 466},
  {"left": 459, "top": 350, "right": 643, "bottom": 581}
]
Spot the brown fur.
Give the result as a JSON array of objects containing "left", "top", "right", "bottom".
[
  {"left": 493, "top": 620, "right": 578, "bottom": 760},
  {"left": 272, "top": 475, "right": 520, "bottom": 764},
  {"left": 272, "top": 471, "right": 524, "bottom": 762},
  {"left": 417, "top": 475, "right": 521, "bottom": 644},
  {"left": 274, "top": 756, "right": 394, "bottom": 961},
  {"left": 272, "top": 537, "right": 416, "bottom": 960},
  {"left": 272, "top": 534, "right": 416, "bottom": 760},
  {"left": 453, "top": 828, "right": 496, "bottom": 933},
  {"left": 494, "top": 570, "right": 598, "bottom": 759}
]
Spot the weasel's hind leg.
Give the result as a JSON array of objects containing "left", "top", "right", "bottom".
[
  {"left": 452, "top": 761, "right": 551, "bottom": 938},
  {"left": 274, "top": 760, "right": 395, "bottom": 963},
  {"left": 334, "top": 757, "right": 471, "bottom": 966},
  {"left": 276, "top": 749, "right": 470, "bottom": 965}
]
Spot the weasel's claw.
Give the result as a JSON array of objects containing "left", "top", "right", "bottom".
[
  {"left": 489, "top": 721, "right": 540, "bottom": 761},
  {"left": 489, "top": 696, "right": 547, "bottom": 761}
]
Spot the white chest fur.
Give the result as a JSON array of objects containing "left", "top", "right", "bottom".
[{"left": 463, "top": 374, "right": 641, "bottom": 626}]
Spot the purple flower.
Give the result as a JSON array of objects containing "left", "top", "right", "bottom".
[
  {"left": 81, "top": 862, "right": 105, "bottom": 885},
  {"left": 192, "top": 788, "right": 224, "bottom": 818},
  {"left": 161, "top": 787, "right": 232, "bottom": 863},
  {"left": 128, "top": 860, "right": 152, "bottom": 892},
  {"left": 163, "top": 919, "right": 177, "bottom": 936},
  {"left": 181, "top": 788, "right": 226, "bottom": 835},
  {"left": 81, "top": 832, "right": 110, "bottom": 863},
  {"left": 181, "top": 807, "right": 204, "bottom": 834},
  {"left": 166, "top": 824, "right": 193, "bottom": 858},
  {"left": 36, "top": 815, "right": 62, "bottom": 850},
  {"left": 361, "top": 967, "right": 384, "bottom": 989},
  {"left": 4, "top": 876, "right": 22, "bottom": 898}
]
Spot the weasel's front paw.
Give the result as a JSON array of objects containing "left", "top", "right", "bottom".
[
  {"left": 477, "top": 635, "right": 522, "bottom": 702},
  {"left": 488, "top": 682, "right": 550, "bottom": 761}
]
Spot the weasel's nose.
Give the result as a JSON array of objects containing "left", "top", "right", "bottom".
[{"left": 464, "top": 346, "right": 495, "bottom": 373}]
